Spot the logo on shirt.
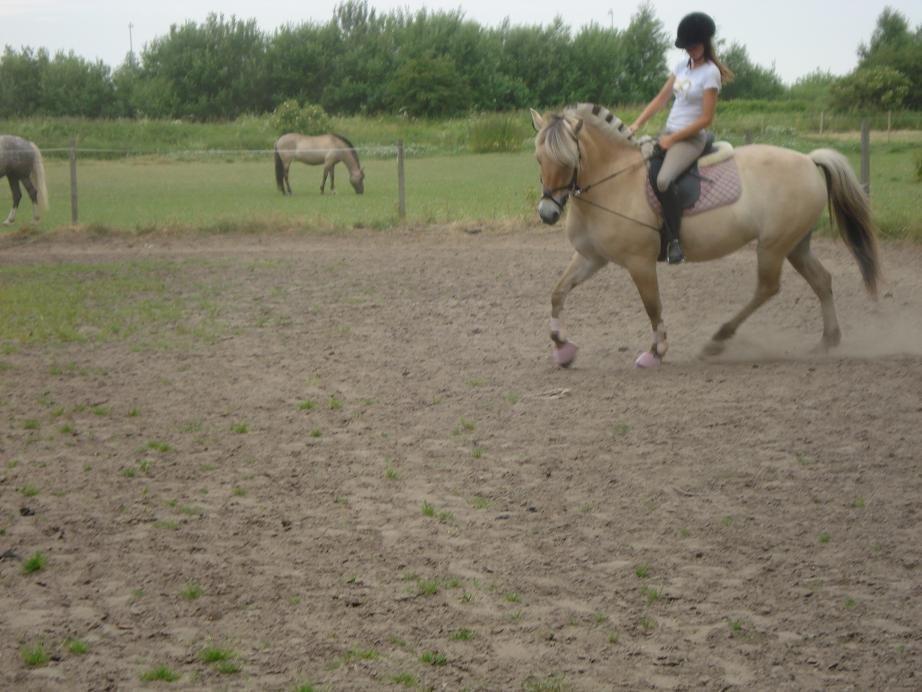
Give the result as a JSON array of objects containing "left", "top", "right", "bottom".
[{"left": 674, "top": 78, "right": 692, "bottom": 96}]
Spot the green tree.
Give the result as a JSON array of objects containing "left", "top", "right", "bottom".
[
  {"left": 854, "top": 7, "right": 921, "bottom": 108},
  {"left": 720, "top": 42, "right": 784, "bottom": 100},
  {"left": 139, "top": 14, "right": 270, "bottom": 119},
  {"left": 830, "top": 66, "right": 910, "bottom": 111},
  {"left": 385, "top": 51, "right": 471, "bottom": 117}
]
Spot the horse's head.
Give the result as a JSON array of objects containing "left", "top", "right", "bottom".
[
  {"left": 531, "top": 109, "right": 583, "bottom": 225},
  {"left": 350, "top": 167, "right": 365, "bottom": 194}
]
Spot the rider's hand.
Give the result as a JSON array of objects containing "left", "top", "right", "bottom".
[{"left": 658, "top": 133, "right": 676, "bottom": 150}]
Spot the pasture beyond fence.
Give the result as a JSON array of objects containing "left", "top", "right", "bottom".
[{"left": 4, "top": 119, "right": 919, "bottom": 238}]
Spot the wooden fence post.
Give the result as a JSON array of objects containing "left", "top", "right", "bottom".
[
  {"left": 69, "top": 138, "right": 79, "bottom": 225},
  {"left": 396, "top": 139, "right": 406, "bottom": 221},
  {"left": 860, "top": 120, "right": 870, "bottom": 196},
  {"left": 744, "top": 130, "right": 753, "bottom": 145},
  {"left": 887, "top": 110, "right": 892, "bottom": 142},
  {"left": 819, "top": 111, "right": 824, "bottom": 135}
]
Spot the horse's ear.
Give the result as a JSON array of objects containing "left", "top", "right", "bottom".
[{"left": 530, "top": 108, "right": 545, "bottom": 132}]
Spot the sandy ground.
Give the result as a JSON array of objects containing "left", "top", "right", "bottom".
[{"left": 1, "top": 227, "right": 920, "bottom": 691}]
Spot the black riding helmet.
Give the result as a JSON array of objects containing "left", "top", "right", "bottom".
[{"left": 675, "top": 12, "right": 716, "bottom": 48}]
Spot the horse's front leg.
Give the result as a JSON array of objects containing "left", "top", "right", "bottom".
[
  {"left": 550, "top": 250, "right": 606, "bottom": 367},
  {"left": 320, "top": 167, "right": 329, "bottom": 194},
  {"left": 3, "top": 177, "right": 22, "bottom": 225},
  {"left": 626, "top": 260, "right": 667, "bottom": 368}
]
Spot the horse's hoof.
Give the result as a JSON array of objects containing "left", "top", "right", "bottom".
[
  {"left": 701, "top": 340, "right": 725, "bottom": 357},
  {"left": 553, "top": 341, "right": 578, "bottom": 367},
  {"left": 634, "top": 351, "right": 661, "bottom": 368}
]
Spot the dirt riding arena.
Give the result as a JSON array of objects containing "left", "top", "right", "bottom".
[{"left": 2, "top": 227, "right": 920, "bottom": 690}]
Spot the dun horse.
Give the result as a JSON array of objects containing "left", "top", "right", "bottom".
[
  {"left": 274, "top": 133, "right": 365, "bottom": 195},
  {"left": 531, "top": 103, "right": 880, "bottom": 368},
  {"left": 0, "top": 135, "right": 49, "bottom": 225}
]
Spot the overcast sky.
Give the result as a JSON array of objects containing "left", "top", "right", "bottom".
[{"left": 3, "top": 0, "right": 919, "bottom": 85}]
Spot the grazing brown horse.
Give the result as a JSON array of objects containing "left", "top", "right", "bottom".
[
  {"left": 274, "top": 133, "right": 365, "bottom": 195},
  {"left": 0, "top": 135, "right": 49, "bottom": 225},
  {"left": 531, "top": 103, "right": 880, "bottom": 368}
]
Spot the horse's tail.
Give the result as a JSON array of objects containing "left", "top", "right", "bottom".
[
  {"left": 274, "top": 145, "right": 285, "bottom": 193},
  {"left": 29, "top": 142, "right": 49, "bottom": 214},
  {"left": 810, "top": 148, "right": 880, "bottom": 298}
]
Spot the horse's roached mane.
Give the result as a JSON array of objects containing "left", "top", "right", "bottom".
[{"left": 567, "top": 103, "right": 636, "bottom": 146}]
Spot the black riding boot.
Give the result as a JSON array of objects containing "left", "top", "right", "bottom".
[{"left": 660, "top": 183, "right": 685, "bottom": 264}]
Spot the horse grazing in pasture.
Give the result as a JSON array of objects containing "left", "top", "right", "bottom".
[
  {"left": 274, "top": 133, "right": 365, "bottom": 195},
  {"left": 531, "top": 103, "right": 880, "bottom": 368},
  {"left": 0, "top": 135, "right": 49, "bottom": 225}
]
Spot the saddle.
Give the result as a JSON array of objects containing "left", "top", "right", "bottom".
[{"left": 643, "top": 134, "right": 741, "bottom": 260}]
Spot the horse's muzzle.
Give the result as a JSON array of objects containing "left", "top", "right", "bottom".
[{"left": 538, "top": 196, "right": 564, "bottom": 225}]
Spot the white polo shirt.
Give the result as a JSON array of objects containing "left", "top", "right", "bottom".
[{"left": 665, "top": 59, "right": 722, "bottom": 133}]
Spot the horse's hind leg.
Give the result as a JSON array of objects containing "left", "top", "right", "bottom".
[
  {"left": 787, "top": 232, "right": 841, "bottom": 349},
  {"left": 550, "top": 250, "right": 606, "bottom": 366},
  {"left": 703, "top": 246, "right": 784, "bottom": 356},
  {"left": 284, "top": 163, "right": 292, "bottom": 195},
  {"left": 4, "top": 176, "right": 22, "bottom": 225},
  {"left": 21, "top": 176, "right": 39, "bottom": 221}
]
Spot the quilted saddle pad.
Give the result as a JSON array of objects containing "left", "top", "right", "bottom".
[{"left": 645, "top": 156, "right": 742, "bottom": 217}]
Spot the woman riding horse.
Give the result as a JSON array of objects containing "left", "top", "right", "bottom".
[{"left": 628, "top": 12, "right": 732, "bottom": 264}]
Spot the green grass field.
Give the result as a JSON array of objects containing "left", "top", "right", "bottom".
[{"left": 7, "top": 133, "right": 917, "bottom": 239}]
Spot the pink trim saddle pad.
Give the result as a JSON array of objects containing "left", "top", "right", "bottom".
[{"left": 645, "top": 157, "right": 742, "bottom": 217}]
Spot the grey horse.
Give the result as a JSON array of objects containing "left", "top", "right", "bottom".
[{"left": 0, "top": 135, "right": 49, "bottom": 225}]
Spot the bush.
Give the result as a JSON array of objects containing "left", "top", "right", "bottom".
[
  {"left": 270, "top": 100, "right": 332, "bottom": 135},
  {"left": 915, "top": 152, "right": 922, "bottom": 183},
  {"left": 468, "top": 112, "right": 532, "bottom": 153}
]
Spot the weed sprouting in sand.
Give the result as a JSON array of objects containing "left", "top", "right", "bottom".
[
  {"left": 20, "top": 484, "right": 39, "bottom": 497},
  {"left": 67, "top": 639, "right": 89, "bottom": 655},
  {"left": 23, "top": 419, "right": 40, "bottom": 430},
  {"left": 472, "top": 496, "right": 490, "bottom": 509},
  {"left": 342, "top": 648, "right": 380, "bottom": 663},
  {"left": 23, "top": 551, "right": 47, "bottom": 574},
  {"left": 391, "top": 672, "right": 417, "bottom": 687},
  {"left": 310, "top": 428, "right": 322, "bottom": 438},
  {"left": 147, "top": 440, "right": 172, "bottom": 453},
  {"left": 231, "top": 422, "right": 249, "bottom": 434},
  {"left": 634, "top": 564, "right": 650, "bottom": 579},
  {"left": 181, "top": 583, "right": 203, "bottom": 600},
  {"left": 819, "top": 531, "right": 831, "bottom": 544},
  {"left": 420, "top": 650, "right": 447, "bottom": 666},
  {"left": 505, "top": 592, "right": 521, "bottom": 603},
  {"left": 450, "top": 628, "right": 475, "bottom": 641},
  {"left": 298, "top": 399, "right": 316, "bottom": 411},
  {"left": 417, "top": 579, "right": 440, "bottom": 596},
  {"left": 421, "top": 501, "right": 435, "bottom": 517},
  {"left": 385, "top": 467, "right": 399, "bottom": 480},
  {"left": 21, "top": 643, "right": 49, "bottom": 667},
  {"left": 641, "top": 586, "right": 662, "bottom": 605},
  {"left": 140, "top": 665, "right": 180, "bottom": 682},
  {"left": 328, "top": 395, "right": 343, "bottom": 411}
]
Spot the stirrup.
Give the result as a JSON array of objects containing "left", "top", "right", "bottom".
[{"left": 666, "top": 239, "right": 685, "bottom": 265}]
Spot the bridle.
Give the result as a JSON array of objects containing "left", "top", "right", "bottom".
[{"left": 540, "top": 134, "right": 661, "bottom": 232}]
